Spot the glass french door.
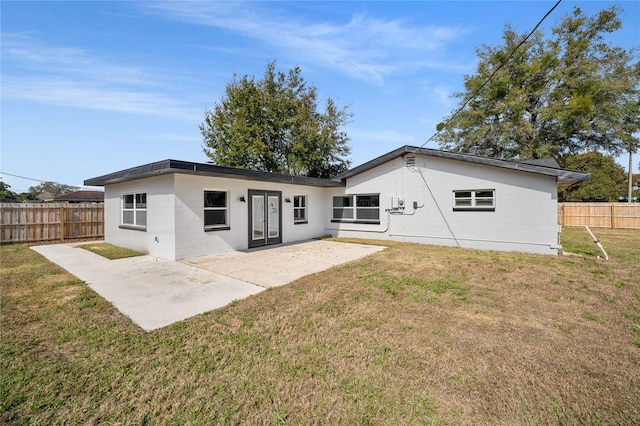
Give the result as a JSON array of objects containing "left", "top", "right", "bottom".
[{"left": 248, "top": 190, "right": 282, "bottom": 248}]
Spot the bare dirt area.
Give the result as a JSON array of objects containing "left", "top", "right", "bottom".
[{"left": 184, "top": 239, "right": 385, "bottom": 287}]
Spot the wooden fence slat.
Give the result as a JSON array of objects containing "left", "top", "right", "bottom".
[
  {"left": 0, "top": 203, "right": 104, "bottom": 244},
  {"left": 558, "top": 203, "right": 640, "bottom": 229}
]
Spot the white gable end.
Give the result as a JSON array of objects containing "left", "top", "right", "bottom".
[{"left": 327, "top": 153, "right": 560, "bottom": 254}]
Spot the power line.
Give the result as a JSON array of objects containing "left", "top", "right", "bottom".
[
  {"left": 420, "top": 0, "right": 562, "bottom": 149},
  {"left": 0, "top": 171, "right": 82, "bottom": 190},
  {"left": 0, "top": 171, "right": 51, "bottom": 183}
]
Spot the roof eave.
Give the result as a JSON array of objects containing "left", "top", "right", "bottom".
[
  {"left": 334, "top": 146, "right": 412, "bottom": 180},
  {"left": 84, "top": 159, "right": 345, "bottom": 188},
  {"left": 337, "top": 145, "right": 590, "bottom": 187},
  {"left": 557, "top": 172, "right": 591, "bottom": 188}
]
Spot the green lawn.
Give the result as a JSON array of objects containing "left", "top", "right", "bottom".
[
  {"left": 78, "top": 242, "right": 144, "bottom": 260},
  {"left": 2, "top": 228, "right": 639, "bottom": 425}
]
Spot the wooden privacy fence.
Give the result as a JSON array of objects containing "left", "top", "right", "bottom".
[
  {"left": 558, "top": 203, "right": 640, "bottom": 229},
  {"left": 0, "top": 203, "right": 104, "bottom": 244}
]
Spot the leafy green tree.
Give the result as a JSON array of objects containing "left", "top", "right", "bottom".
[
  {"left": 201, "top": 61, "right": 352, "bottom": 178},
  {"left": 0, "top": 180, "right": 19, "bottom": 201},
  {"left": 436, "top": 6, "right": 640, "bottom": 161},
  {"left": 559, "top": 152, "right": 627, "bottom": 202},
  {"left": 27, "top": 182, "right": 79, "bottom": 200}
]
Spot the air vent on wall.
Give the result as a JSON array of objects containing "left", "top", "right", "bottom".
[{"left": 405, "top": 155, "right": 416, "bottom": 167}]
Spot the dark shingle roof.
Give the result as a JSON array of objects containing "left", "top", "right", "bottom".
[
  {"left": 335, "top": 146, "right": 589, "bottom": 187},
  {"left": 518, "top": 158, "right": 561, "bottom": 168},
  {"left": 84, "top": 160, "right": 344, "bottom": 188},
  {"left": 53, "top": 190, "right": 104, "bottom": 202},
  {"left": 84, "top": 146, "right": 589, "bottom": 189}
]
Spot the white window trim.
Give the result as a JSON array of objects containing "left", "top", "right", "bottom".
[
  {"left": 121, "top": 192, "right": 147, "bottom": 230},
  {"left": 452, "top": 189, "right": 495, "bottom": 211},
  {"left": 332, "top": 194, "right": 380, "bottom": 224},
  {"left": 204, "top": 190, "right": 230, "bottom": 231},
  {"left": 293, "top": 195, "right": 307, "bottom": 224}
]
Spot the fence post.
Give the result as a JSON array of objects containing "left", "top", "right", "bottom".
[
  {"left": 611, "top": 204, "right": 615, "bottom": 229},
  {"left": 60, "top": 205, "right": 65, "bottom": 241}
]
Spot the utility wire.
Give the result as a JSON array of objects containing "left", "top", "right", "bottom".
[
  {"left": 409, "top": 165, "right": 461, "bottom": 247},
  {"left": 0, "top": 171, "right": 50, "bottom": 183},
  {"left": 0, "top": 171, "right": 82, "bottom": 191},
  {"left": 419, "top": 0, "right": 562, "bottom": 149}
]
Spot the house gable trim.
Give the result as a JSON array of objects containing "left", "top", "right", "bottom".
[
  {"left": 84, "top": 159, "right": 345, "bottom": 188},
  {"left": 334, "top": 146, "right": 590, "bottom": 187},
  {"left": 85, "top": 147, "right": 590, "bottom": 190}
]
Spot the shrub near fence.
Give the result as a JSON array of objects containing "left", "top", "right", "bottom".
[
  {"left": 558, "top": 203, "right": 640, "bottom": 229},
  {"left": 0, "top": 203, "right": 104, "bottom": 244}
]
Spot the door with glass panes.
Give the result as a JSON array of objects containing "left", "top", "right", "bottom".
[{"left": 248, "top": 190, "right": 282, "bottom": 248}]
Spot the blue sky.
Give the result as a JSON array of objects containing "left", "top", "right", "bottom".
[{"left": 1, "top": 1, "right": 638, "bottom": 193}]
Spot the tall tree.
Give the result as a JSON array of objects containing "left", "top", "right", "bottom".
[
  {"left": 27, "top": 182, "right": 79, "bottom": 199},
  {"left": 0, "top": 180, "right": 18, "bottom": 201},
  {"left": 558, "top": 152, "right": 627, "bottom": 202},
  {"left": 201, "top": 61, "right": 352, "bottom": 178},
  {"left": 632, "top": 171, "right": 640, "bottom": 201},
  {"left": 436, "top": 6, "right": 640, "bottom": 161}
]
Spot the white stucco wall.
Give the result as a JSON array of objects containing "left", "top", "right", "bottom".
[
  {"left": 105, "top": 174, "right": 330, "bottom": 260},
  {"left": 104, "top": 174, "right": 176, "bottom": 259},
  {"left": 172, "top": 174, "right": 329, "bottom": 259},
  {"left": 103, "top": 154, "right": 561, "bottom": 258},
  {"left": 326, "top": 154, "right": 560, "bottom": 255}
]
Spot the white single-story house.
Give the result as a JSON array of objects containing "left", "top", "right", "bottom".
[{"left": 84, "top": 145, "right": 589, "bottom": 260}]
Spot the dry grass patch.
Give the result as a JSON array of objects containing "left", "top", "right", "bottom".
[
  {"left": 2, "top": 229, "right": 640, "bottom": 425},
  {"left": 78, "top": 242, "right": 144, "bottom": 259}
]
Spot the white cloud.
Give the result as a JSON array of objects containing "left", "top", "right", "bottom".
[
  {"left": 350, "top": 129, "right": 416, "bottom": 145},
  {"left": 2, "top": 34, "right": 154, "bottom": 87},
  {"left": 153, "top": 133, "right": 202, "bottom": 144},
  {"left": 433, "top": 86, "right": 454, "bottom": 107},
  {"left": 143, "top": 2, "right": 468, "bottom": 85},
  {"left": 2, "top": 76, "right": 200, "bottom": 121},
  {"left": 1, "top": 34, "right": 201, "bottom": 120},
  {"left": 422, "top": 80, "right": 455, "bottom": 108}
]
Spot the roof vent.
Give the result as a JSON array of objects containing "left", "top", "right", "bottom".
[{"left": 405, "top": 155, "right": 416, "bottom": 167}]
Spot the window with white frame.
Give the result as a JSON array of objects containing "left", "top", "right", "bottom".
[
  {"left": 453, "top": 189, "right": 495, "bottom": 211},
  {"left": 293, "top": 195, "right": 307, "bottom": 224},
  {"left": 122, "top": 193, "right": 147, "bottom": 228},
  {"left": 332, "top": 194, "right": 380, "bottom": 223},
  {"left": 204, "top": 190, "right": 229, "bottom": 230}
]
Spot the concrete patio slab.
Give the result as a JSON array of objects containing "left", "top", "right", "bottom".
[
  {"left": 31, "top": 243, "right": 264, "bottom": 332},
  {"left": 183, "top": 240, "right": 386, "bottom": 288},
  {"left": 31, "top": 239, "right": 385, "bottom": 332}
]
